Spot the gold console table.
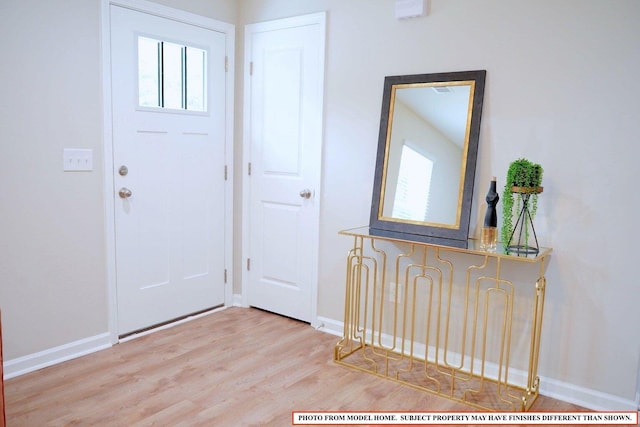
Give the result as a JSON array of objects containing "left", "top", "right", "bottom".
[{"left": 334, "top": 227, "right": 552, "bottom": 411}]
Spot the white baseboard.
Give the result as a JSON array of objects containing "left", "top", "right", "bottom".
[
  {"left": 317, "top": 315, "right": 344, "bottom": 337},
  {"left": 540, "top": 376, "right": 638, "bottom": 412},
  {"left": 3, "top": 332, "right": 112, "bottom": 380},
  {"left": 232, "top": 293, "right": 245, "bottom": 308},
  {"left": 317, "top": 316, "right": 638, "bottom": 411}
]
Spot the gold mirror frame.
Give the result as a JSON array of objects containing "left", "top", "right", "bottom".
[{"left": 369, "top": 70, "right": 486, "bottom": 246}]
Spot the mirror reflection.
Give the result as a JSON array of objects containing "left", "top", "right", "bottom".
[
  {"left": 370, "top": 71, "right": 486, "bottom": 244},
  {"left": 381, "top": 82, "right": 472, "bottom": 226}
]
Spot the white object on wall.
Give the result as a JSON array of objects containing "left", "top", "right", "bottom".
[
  {"left": 63, "top": 148, "right": 93, "bottom": 171},
  {"left": 395, "top": 0, "right": 427, "bottom": 19}
]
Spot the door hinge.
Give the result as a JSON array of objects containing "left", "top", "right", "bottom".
[
  {"left": 224, "top": 269, "right": 228, "bottom": 284},
  {"left": 249, "top": 61, "right": 253, "bottom": 76},
  {"left": 247, "top": 258, "right": 251, "bottom": 271},
  {"left": 248, "top": 162, "right": 252, "bottom": 176},
  {"left": 224, "top": 165, "right": 228, "bottom": 181},
  {"left": 225, "top": 56, "right": 229, "bottom": 72}
]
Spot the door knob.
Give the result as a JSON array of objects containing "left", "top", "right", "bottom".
[
  {"left": 118, "top": 165, "right": 129, "bottom": 176},
  {"left": 299, "top": 189, "right": 312, "bottom": 199},
  {"left": 119, "top": 187, "right": 132, "bottom": 199}
]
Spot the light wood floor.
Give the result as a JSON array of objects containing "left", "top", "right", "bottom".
[{"left": 5, "top": 307, "right": 585, "bottom": 426}]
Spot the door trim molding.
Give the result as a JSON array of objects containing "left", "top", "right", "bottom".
[
  {"left": 241, "top": 12, "right": 326, "bottom": 327},
  {"left": 100, "top": 0, "right": 235, "bottom": 343}
]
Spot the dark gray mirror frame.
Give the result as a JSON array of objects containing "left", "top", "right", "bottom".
[{"left": 369, "top": 70, "right": 486, "bottom": 246}]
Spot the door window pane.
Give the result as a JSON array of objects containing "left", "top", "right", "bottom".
[
  {"left": 186, "top": 47, "right": 207, "bottom": 111},
  {"left": 137, "top": 36, "right": 207, "bottom": 112},
  {"left": 138, "top": 37, "right": 160, "bottom": 108},
  {"left": 162, "top": 42, "right": 183, "bottom": 110}
]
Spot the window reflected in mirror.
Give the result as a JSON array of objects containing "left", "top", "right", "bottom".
[{"left": 390, "top": 143, "right": 433, "bottom": 221}]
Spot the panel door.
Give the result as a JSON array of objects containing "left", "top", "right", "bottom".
[
  {"left": 110, "top": 5, "right": 227, "bottom": 334},
  {"left": 245, "top": 14, "right": 325, "bottom": 322}
]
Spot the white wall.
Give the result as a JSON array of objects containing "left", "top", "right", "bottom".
[
  {"left": 239, "top": 0, "right": 640, "bottom": 409},
  {"left": 1, "top": 0, "right": 638, "bottom": 412},
  {"left": 0, "top": 0, "right": 236, "bottom": 358},
  {"left": 0, "top": 0, "right": 107, "bottom": 358}
]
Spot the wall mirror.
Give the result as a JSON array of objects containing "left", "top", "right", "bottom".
[{"left": 369, "top": 70, "right": 486, "bottom": 246}]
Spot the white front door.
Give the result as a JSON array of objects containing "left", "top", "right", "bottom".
[
  {"left": 243, "top": 13, "right": 326, "bottom": 323},
  {"left": 109, "top": 5, "right": 229, "bottom": 335}
]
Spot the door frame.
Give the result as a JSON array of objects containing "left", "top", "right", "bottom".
[
  {"left": 101, "top": 0, "right": 235, "bottom": 344},
  {"left": 241, "top": 13, "right": 326, "bottom": 328}
]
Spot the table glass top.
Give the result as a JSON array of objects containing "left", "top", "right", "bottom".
[{"left": 339, "top": 226, "right": 552, "bottom": 261}]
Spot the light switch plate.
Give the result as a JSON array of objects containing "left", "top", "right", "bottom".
[{"left": 63, "top": 148, "right": 93, "bottom": 171}]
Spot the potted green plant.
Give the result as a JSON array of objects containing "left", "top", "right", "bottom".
[{"left": 501, "top": 158, "right": 544, "bottom": 253}]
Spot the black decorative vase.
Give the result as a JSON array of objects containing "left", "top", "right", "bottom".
[{"left": 481, "top": 177, "right": 499, "bottom": 251}]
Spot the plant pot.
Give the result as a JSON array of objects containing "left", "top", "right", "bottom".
[{"left": 511, "top": 186, "right": 543, "bottom": 194}]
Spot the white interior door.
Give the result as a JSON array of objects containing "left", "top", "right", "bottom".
[
  {"left": 243, "top": 13, "right": 326, "bottom": 323},
  {"left": 110, "top": 5, "right": 228, "bottom": 335}
]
